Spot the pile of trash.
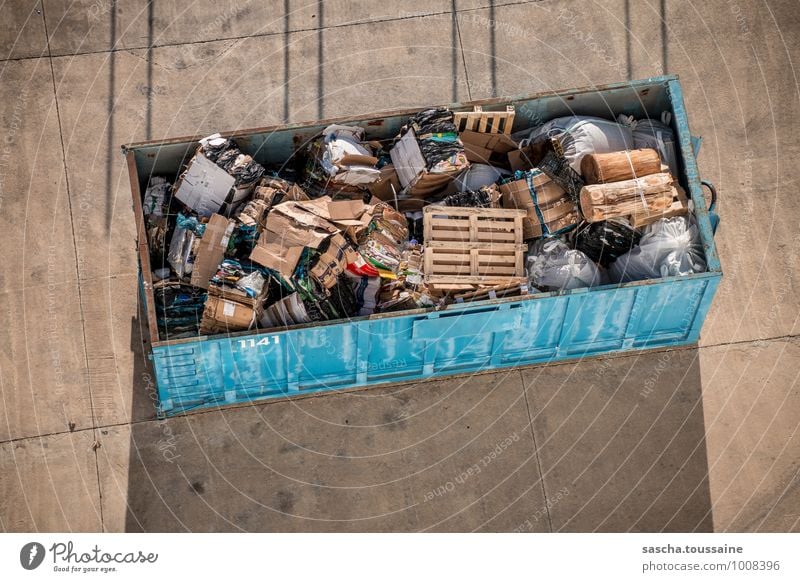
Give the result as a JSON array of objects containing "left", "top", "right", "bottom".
[{"left": 142, "top": 109, "right": 706, "bottom": 340}]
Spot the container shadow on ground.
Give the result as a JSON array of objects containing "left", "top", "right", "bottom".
[{"left": 122, "top": 330, "right": 713, "bottom": 531}]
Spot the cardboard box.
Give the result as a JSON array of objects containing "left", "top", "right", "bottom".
[
  {"left": 461, "top": 140, "right": 493, "bottom": 164},
  {"left": 327, "top": 199, "right": 368, "bottom": 221},
  {"left": 190, "top": 214, "right": 235, "bottom": 289},
  {"left": 249, "top": 200, "right": 338, "bottom": 277},
  {"left": 507, "top": 146, "right": 536, "bottom": 172},
  {"left": 173, "top": 153, "right": 235, "bottom": 216},
  {"left": 367, "top": 165, "right": 401, "bottom": 201},
  {"left": 501, "top": 170, "right": 578, "bottom": 239},
  {"left": 459, "top": 130, "right": 517, "bottom": 154},
  {"left": 200, "top": 294, "right": 258, "bottom": 333}
]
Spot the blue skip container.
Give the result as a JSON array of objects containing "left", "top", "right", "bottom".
[{"left": 124, "top": 75, "right": 721, "bottom": 416}]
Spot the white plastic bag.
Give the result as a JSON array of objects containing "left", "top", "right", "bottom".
[
  {"left": 516, "top": 116, "right": 634, "bottom": 172},
  {"left": 609, "top": 216, "right": 706, "bottom": 283},
  {"left": 629, "top": 112, "right": 679, "bottom": 177},
  {"left": 454, "top": 163, "right": 510, "bottom": 191},
  {"left": 527, "top": 238, "right": 603, "bottom": 290}
]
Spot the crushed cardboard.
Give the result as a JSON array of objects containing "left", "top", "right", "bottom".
[{"left": 190, "top": 214, "right": 235, "bottom": 289}]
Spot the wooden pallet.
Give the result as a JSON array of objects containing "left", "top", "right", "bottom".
[
  {"left": 453, "top": 279, "right": 529, "bottom": 302},
  {"left": 454, "top": 105, "right": 515, "bottom": 135},
  {"left": 423, "top": 206, "right": 527, "bottom": 286}
]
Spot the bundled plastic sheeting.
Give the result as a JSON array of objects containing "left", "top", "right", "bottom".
[
  {"left": 154, "top": 281, "right": 206, "bottom": 338},
  {"left": 167, "top": 228, "right": 195, "bottom": 278},
  {"left": 200, "top": 134, "right": 234, "bottom": 162},
  {"left": 441, "top": 186, "right": 499, "bottom": 208},
  {"left": 609, "top": 216, "right": 706, "bottom": 283},
  {"left": 408, "top": 108, "right": 467, "bottom": 171},
  {"left": 143, "top": 177, "right": 170, "bottom": 262},
  {"left": 303, "top": 125, "right": 381, "bottom": 196},
  {"left": 346, "top": 271, "right": 381, "bottom": 316},
  {"left": 236, "top": 270, "right": 266, "bottom": 298},
  {"left": 215, "top": 149, "right": 265, "bottom": 185},
  {"left": 175, "top": 213, "right": 207, "bottom": 236},
  {"left": 519, "top": 116, "right": 634, "bottom": 172},
  {"left": 200, "top": 134, "right": 265, "bottom": 186},
  {"left": 573, "top": 219, "right": 641, "bottom": 267},
  {"left": 166, "top": 213, "right": 212, "bottom": 278},
  {"left": 527, "top": 238, "right": 603, "bottom": 290},
  {"left": 143, "top": 176, "right": 169, "bottom": 218},
  {"left": 197, "top": 134, "right": 265, "bottom": 214}
]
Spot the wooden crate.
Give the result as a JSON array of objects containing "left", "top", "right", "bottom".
[
  {"left": 423, "top": 206, "right": 527, "bottom": 286},
  {"left": 454, "top": 105, "right": 515, "bottom": 135}
]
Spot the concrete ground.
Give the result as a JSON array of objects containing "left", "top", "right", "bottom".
[{"left": 1, "top": 0, "right": 798, "bottom": 532}]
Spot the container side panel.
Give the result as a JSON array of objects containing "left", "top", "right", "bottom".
[
  {"left": 294, "top": 325, "right": 359, "bottom": 389},
  {"left": 561, "top": 290, "right": 636, "bottom": 354},
  {"left": 501, "top": 297, "right": 568, "bottom": 363},
  {"left": 630, "top": 279, "right": 709, "bottom": 347},
  {"left": 223, "top": 333, "right": 288, "bottom": 401},
  {"left": 153, "top": 341, "right": 225, "bottom": 412},
  {"left": 365, "top": 317, "right": 425, "bottom": 379},
  {"left": 687, "top": 275, "right": 721, "bottom": 344},
  {"left": 668, "top": 79, "right": 721, "bottom": 273}
]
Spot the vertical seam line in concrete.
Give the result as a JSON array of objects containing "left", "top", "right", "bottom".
[
  {"left": 520, "top": 369, "right": 553, "bottom": 532},
  {"left": 453, "top": 2, "right": 472, "bottom": 100},
  {"left": 488, "top": 0, "right": 496, "bottom": 97},
  {"left": 317, "top": 0, "right": 324, "bottom": 120},
  {"left": 39, "top": 0, "right": 105, "bottom": 531},
  {"left": 145, "top": 0, "right": 154, "bottom": 139},
  {"left": 282, "top": 0, "right": 289, "bottom": 123}
]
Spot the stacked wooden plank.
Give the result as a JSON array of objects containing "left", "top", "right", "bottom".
[
  {"left": 423, "top": 206, "right": 527, "bottom": 289},
  {"left": 578, "top": 149, "right": 689, "bottom": 226}
]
